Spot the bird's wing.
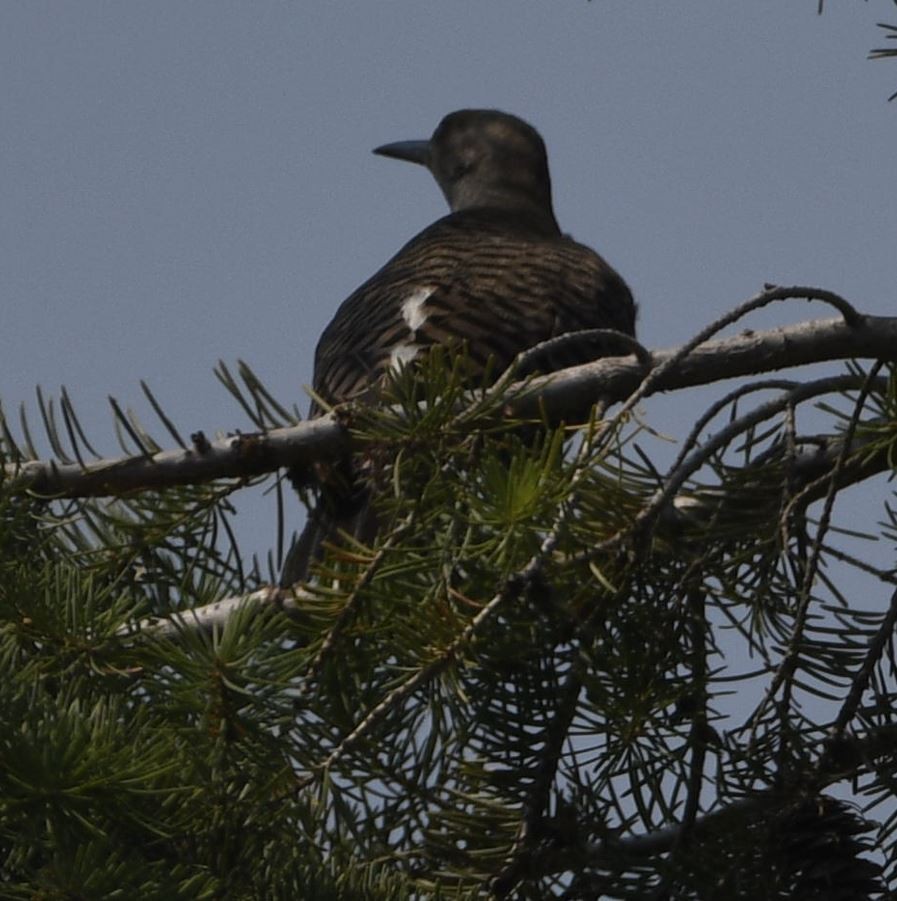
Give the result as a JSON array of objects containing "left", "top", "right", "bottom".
[{"left": 310, "top": 216, "right": 635, "bottom": 412}]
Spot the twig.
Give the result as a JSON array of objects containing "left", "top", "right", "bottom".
[
  {"left": 492, "top": 661, "right": 584, "bottom": 897},
  {"left": 299, "top": 519, "right": 414, "bottom": 694},
  {"left": 831, "top": 587, "right": 897, "bottom": 738},
  {"left": 586, "top": 284, "right": 865, "bottom": 457},
  {"left": 294, "top": 571, "right": 528, "bottom": 791},
  {"left": 295, "top": 414, "right": 603, "bottom": 791},
  {"left": 747, "top": 364, "right": 883, "bottom": 737},
  {"left": 569, "top": 374, "right": 888, "bottom": 565},
  {"left": 120, "top": 585, "right": 296, "bottom": 641},
  {"left": 548, "top": 721, "right": 897, "bottom": 877}
]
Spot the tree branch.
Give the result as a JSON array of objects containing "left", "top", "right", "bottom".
[
  {"left": 4, "top": 311, "right": 895, "bottom": 499},
  {"left": 4, "top": 416, "right": 348, "bottom": 498},
  {"left": 540, "top": 722, "right": 897, "bottom": 879},
  {"left": 120, "top": 585, "right": 303, "bottom": 641}
]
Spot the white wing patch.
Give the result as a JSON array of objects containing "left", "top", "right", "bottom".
[
  {"left": 401, "top": 286, "right": 434, "bottom": 331},
  {"left": 389, "top": 342, "right": 421, "bottom": 370},
  {"left": 388, "top": 286, "right": 435, "bottom": 372}
]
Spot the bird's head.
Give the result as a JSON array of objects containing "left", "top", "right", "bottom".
[{"left": 373, "top": 109, "right": 558, "bottom": 228}]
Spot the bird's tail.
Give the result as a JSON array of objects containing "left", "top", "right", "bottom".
[{"left": 279, "top": 487, "right": 378, "bottom": 588}]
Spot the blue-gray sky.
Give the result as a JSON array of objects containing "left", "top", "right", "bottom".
[{"left": 3, "top": 2, "right": 895, "bottom": 564}]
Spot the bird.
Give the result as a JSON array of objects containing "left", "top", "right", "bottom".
[{"left": 281, "top": 109, "right": 636, "bottom": 586}]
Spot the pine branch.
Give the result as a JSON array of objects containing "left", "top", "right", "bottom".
[
  {"left": 589, "top": 724, "right": 897, "bottom": 882},
  {"left": 4, "top": 303, "right": 897, "bottom": 500},
  {"left": 120, "top": 585, "right": 291, "bottom": 641},
  {"left": 6, "top": 290, "right": 896, "bottom": 895},
  {"left": 830, "top": 587, "right": 897, "bottom": 738},
  {"left": 749, "top": 364, "right": 885, "bottom": 737},
  {"left": 125, "top": 393, "right": 894, "bottom": 642},
  {"left": 490, "top": 660, "right": 585, "bottom": 897},
  {"left": 3, "top": 417, "right": 347, "bottom": 498},
  {"left": 565, "top": 771, "right": 888, "bottom": 876}
]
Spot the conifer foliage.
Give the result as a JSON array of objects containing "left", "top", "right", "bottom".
[{"left": 1, "top": 301, "right": 896, "bottom": 897}]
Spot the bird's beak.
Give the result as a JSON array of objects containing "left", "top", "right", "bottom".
[{"left": 372, "top": 140, "right": 431, "bottom": 167}]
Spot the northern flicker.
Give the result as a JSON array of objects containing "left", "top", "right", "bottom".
[{"left": 282, "top": 109, "right": 636, "bottom": 586}]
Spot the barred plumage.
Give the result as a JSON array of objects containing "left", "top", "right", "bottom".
[
  {"left": 282, "top": 109, "right": 636, "bottom": 585},
  {"left": 311, "top": 209, "right": 635, "bottom": 411}
]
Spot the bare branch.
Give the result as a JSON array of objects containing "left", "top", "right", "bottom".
[
  {"left": 121, "top": 585, "right": 306, "bottom": 641},
  {"left": 3, "top": 311, "right": 896, "bottom": 499},
  {"left": 5, "top": 417, "right": 348, "bottom": 498}
]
